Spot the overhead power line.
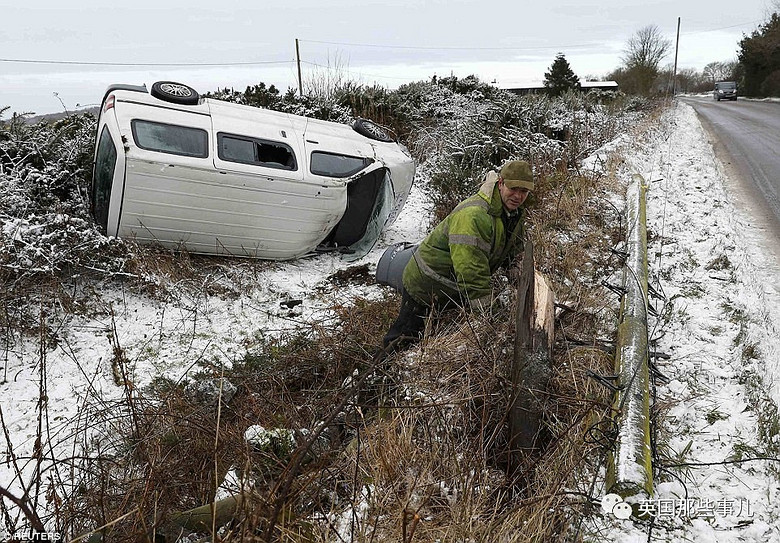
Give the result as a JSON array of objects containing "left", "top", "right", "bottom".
[
  {"left": 0, "top": 58, "right": 294, "bottom": 67},
  {"left": 1, "top": 17, "right": 763, "bottom": 71},
  {"left": 680, "top": 19, "right": 763, "bottom": 36},
  {"left": 299, "top": 38, "right": 603, "bottom": 51},
  {"left": 300, "top": 18, "right": 764, "bottom": 52}
]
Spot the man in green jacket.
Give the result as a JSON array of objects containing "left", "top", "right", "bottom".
[{"left": 383, "top": 159, "right": 534, "bottom": 349}]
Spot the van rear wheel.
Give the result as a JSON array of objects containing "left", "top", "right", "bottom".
[
  {"left": 151, "top": 81, "right": 200, "bottom": 105},
  {"left": 352, "top": 118, "right": 394, "bottom": 142}
]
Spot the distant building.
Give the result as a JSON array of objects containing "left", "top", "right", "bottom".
[{"left": 499, "top": 80, "right": 619, "bottom": 95}]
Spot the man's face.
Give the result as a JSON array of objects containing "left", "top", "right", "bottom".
[{"left": 498, "top": 178, "right": 530, "bottom": 211}]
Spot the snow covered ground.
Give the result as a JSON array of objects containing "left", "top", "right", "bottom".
[
  {"left": 593, "top": 101, "right": 780, "bottom": 541},
  {"left": 2, "top": 99, "right": 780, "bottom": 541}
]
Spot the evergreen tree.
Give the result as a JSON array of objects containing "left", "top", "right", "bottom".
[
  {"left": 738, "top": 13, "right": 780, "bottom": 97},
  {"left": 544, "top": 53, "right": 580, "bottom": 96}
]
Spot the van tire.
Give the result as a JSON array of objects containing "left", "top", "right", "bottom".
[
  {"left": 151, "top": 81, "right": 200, "bottom": 105},
  {"left": 352, "top": 118, "right": 393, "bottom": 142}
]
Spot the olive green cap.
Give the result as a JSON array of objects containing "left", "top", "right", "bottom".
[{"left": 499, "top": 160, "right": 534, "bottom": 191}]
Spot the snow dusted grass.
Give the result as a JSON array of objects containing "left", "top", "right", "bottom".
[{"left": 589, "top": 101, "right": 780, "bottom": 542}]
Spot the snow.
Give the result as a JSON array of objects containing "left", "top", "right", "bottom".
[
  {"left": 593, "top": 101, "right": 780, "bottom": 541},
  {"left": 3, "top": 99, "right": 780, "bottom": 540}
]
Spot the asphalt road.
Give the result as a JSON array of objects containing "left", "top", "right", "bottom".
[{"left": 681, "top": 96, "right": 780, "bottom": 237}]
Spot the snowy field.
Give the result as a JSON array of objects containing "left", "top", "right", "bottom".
[{"left": 2, "top": 99, "right": 780, "bottom": 541}]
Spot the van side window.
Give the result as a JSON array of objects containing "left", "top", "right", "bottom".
[
  {"left": 93, "top": 126, "right": 117, "bottom": 230},
  {"left": 131, "top": 120, "right": 208, "bottom": 158},
  {"left": 218, "top": 133, "right": 297, "bottom": 170},
  {"left": 310, "top": 151, "right": 373, "bottom": 178}
]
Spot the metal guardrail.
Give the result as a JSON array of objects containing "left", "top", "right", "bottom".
[{"left": 606, "top": 174, "right": 653, "bottom": 497}]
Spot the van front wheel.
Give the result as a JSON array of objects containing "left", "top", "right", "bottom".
[
  {"left": 151, "top": 81, "right": 200, "bottom": 105},
  {"left": 352, "top": 118, "right": 394, "bottom": 142}
]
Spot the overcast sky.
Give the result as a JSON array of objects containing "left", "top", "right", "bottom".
[{"left": 1, "top": 0, "right": 776, "bottom": 115}]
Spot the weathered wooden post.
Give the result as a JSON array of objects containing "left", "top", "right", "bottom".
[
  {"left": 606, "top": 174, "right": 653, "bottom": 497},
  {"left": 508, "top": 241, "right": 555, "bottom": 474}
]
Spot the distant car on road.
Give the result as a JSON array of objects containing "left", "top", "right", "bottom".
[
  {"left": 91, "top": 81, "right": 415, "bottom": 260},
  {"left": 713, "top": 81, "right": 738, "bottom": 101}
]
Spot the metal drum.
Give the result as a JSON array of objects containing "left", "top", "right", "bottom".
[{"left": 376, "top": 242, "right": 418, "bottom": 292}]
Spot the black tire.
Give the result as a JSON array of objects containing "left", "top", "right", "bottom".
[
  {"left": 150, "top": 81, "right": 200, "bottom": 105},
  {"left": 352, "top": 118, "right": 394, "bottom": 142}
]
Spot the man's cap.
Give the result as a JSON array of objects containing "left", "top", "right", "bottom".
[{"left": 499, "top": 160, "right": 534, "bottom": 191}]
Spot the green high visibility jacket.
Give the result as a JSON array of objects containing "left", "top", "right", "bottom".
[{"left": 402, "top": 171, "right": 526, "bottom": 307}]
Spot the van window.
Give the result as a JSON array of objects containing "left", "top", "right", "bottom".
[
  {"left": 131, "top": 119, "right": 208, "bottom": 158},
  {"left": 93, "top": 126, "right": 117, "bottom": 230},
  {"left": 310, "top": 151, "right": 373, "bottom": 178},
  {"left": 218, "top": 133, "right": 297, "bottom": 170}
]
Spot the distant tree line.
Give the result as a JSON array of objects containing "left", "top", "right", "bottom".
[{"left": 541, "top": 9, "right": 780, "bottom": 99}]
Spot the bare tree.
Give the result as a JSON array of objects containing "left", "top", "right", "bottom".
[
  {"left": 703, "top": 61, "right": 738, "bottom": 82},
  {"left": 623, "top": 25, "right": 671, "bottom": 71},
  {"left": 620, "top": 25, "right": 672, "bottom": 94}
]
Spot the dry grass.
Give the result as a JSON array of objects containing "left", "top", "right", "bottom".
[{"left": 306, "top": 311, "right": 617, "bottom": 543}]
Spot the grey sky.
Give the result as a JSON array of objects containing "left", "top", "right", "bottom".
[{"left": 0, "top": 0, "right": 774, "bottom": 115}]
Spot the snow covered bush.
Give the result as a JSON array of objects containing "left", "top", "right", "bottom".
[
  {"left": 204, "top": 76, "right": 647, "bottom": 222},
  {"left": 204, "top": 83, "right": 354, "bottom": 123},
  {"left": 385, "top": 76, "right": 647, "bottom": 219},
  {"left": 0, "top": 110, "right": 129, "bottom": 326}
]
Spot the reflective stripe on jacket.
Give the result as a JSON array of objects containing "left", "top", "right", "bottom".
[{"left": 402, "top": 171, "right": 525, "bottom": 307}]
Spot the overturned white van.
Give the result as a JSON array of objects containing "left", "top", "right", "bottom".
[{"left": 90, "top": 81, "right": 415, "bottom": 260}]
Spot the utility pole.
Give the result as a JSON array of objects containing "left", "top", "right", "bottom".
[
  {"left": 295, "top": 38, "right": 303, "bottom": 96},
  {"left": 672, "top": 17, "right": 681, "bottom": 95}
]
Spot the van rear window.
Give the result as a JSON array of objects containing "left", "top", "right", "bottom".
[
  {"left": 218, "top": 133, "right": 297, "bottom": 170},
  {"left": 131, "top": 120, "right": 208, "bottom": 158},
  {"left": 310, "top": 151, "right": 373, "bottom": 178}
]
